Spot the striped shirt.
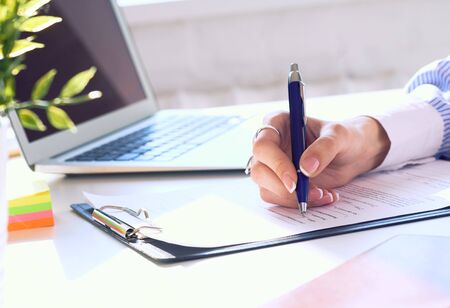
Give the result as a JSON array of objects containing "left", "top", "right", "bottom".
[{"left": 405, "top": 55, "right": 450, "bottom": 157}]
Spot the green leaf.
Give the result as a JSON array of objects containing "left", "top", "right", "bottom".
[
  {"left": 4, "top": 77, "right": 15, "bottom": 101},
  {"left": 18, "top": 0, "right": 50, "bottom": 17},
  {"left": 18, "top": 109, "right": 46, "bottom": 131},
  {"left": 2, "top": 20, "right": 20, "bottom": 57},
  {"left": 0, "top": 5, "right": 8, "bottom": 22},
  {"left": 47, "top": 105, "right": 75, "bottom": 131},
  {"left": 20, "top": 15, "right": 62, "bottom": 32},
  {"left": 56, "top": 91, "right": 102, "bottom": 106},
  {"left": 5, "top": 0, "right": 17, "bottom": 19},
  {"left": 59, "top": 67, "right": 97, "bottom": 98},
  {"left": 11, "top": 64, "right": 26, "bottom": 75},
  {"left": 5, "top": 55, "right": 26, "bottom": 76},
  {"left": 31, "top": 69, "right": 56, "bottom": 100},
  {"left": 0, "top": 38, "right": 44, "bottom": 59}
]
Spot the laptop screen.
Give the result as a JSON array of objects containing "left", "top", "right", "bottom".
[{"left": 16, "top": 0, "right": 147, "bottom": 143}]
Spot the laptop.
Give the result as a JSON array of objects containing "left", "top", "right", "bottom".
[{"left": 9, "top": 0, "right": 265, "bottom": 174}]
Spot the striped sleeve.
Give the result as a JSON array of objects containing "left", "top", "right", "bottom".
[{"left": 405, "top": 55, "right": 450, "bottom": 158}]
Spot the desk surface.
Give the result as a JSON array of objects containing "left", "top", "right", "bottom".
[{"left": 6, "top": 90, "right": 450, "bottom": 308}]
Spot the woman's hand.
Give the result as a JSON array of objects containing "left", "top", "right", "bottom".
[{"left": 250, "top": 112, "right": 391, "bottom": 208}]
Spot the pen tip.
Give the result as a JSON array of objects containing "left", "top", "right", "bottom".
[
  {"left": 290, "top": 63, "right": 299, "bottom": 72},
  {"left": 299, "top": 202, "right": 308, "bottom": 213}
]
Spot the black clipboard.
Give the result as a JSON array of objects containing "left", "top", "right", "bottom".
[{"left": 71, "top": 203, "right": 450, "bottom": 263}]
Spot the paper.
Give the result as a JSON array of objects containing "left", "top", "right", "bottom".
[
  {"left": 84, "top": 190, "right": 296, "bottom": 247},
  {"left": 271, "top": 160, "right": 450, "bottom": 230},
  {"left": 84, "top": 160, "right": 450, "bottom": 247}
]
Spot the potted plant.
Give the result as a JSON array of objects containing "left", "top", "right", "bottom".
[{"left": 0, "top": 0, "right": 101, "bottom": 298}]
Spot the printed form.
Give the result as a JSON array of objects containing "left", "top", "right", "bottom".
[
  {"left": 273, "top": 160, "right": 450, "bottom": 228},
  {"left": 85, "top": 160, "right": 450, "bottom": 247}
]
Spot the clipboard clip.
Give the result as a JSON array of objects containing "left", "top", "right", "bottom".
[{"left": 92, "top": 205, "right": 161, "bottom": 241}]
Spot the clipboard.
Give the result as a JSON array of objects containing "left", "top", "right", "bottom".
[{"left": 71, "top": 203, "right": 450, "bottom": 264}]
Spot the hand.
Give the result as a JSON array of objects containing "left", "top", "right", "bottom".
[{"left": 250, "top": 112, "right": 391, "bottom": 208}]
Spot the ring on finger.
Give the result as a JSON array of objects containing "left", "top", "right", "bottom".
[
  {"left": 245, "top": 155, "right": 253, "bottom": 175},
  {"left": 253, "top": 125, "right": 281, "bottom": 143},
  {"left": 247, "top": 125, "right": 281, "bottom": 175}
]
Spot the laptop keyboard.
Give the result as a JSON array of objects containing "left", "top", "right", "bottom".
[{"left": 66, "top": 115, "right": 243, "bottom": 163}]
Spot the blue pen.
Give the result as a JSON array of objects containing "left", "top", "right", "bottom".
[{"left": 288, "top": 63, "right": 309, "bottom": 213}]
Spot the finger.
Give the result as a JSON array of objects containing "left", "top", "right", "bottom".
[
  {"left": 257, "top": 185, "right": 326, "bottom": 211},
  {"left": 260, "top": 187, "right": 297, "bottom": 208},
  {"left": 262, "top": 112, "right": 290, "bottom": 144},
  {"left": 251, "top": 161, "right": 294, "bottom": 197},
  {"left": 310, "top": 189, "right": 339, "bottom": 207},
  {"left": 331, "top": 189, "right": 340, "bottom": 202},
  {"left": 308, "top": 184, "right": 324, "bottom": 203},
  {"left": 300, "top": 123, "right": 349, "bottom": 177},
  {"left": 253, "top": 139, "right": 297, "bottom": 193},
  {"left": 311, "top": 189, "right": 333, "bottom": 206},
  {"left": 252, "top": 161, "right": 325, "bottom": 201},
  {"left": 254, "top": 125, "right": 281, "bottom": 145}
]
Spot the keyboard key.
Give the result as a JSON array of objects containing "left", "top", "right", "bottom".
[
  {"left": 141, "top": 140, "right": 165, "bottom": 148},
  {"left": 172, "top": 144, "right": 196, "bottom": 152},
  {"left": 134, "top": 154, "right": 156, "bottom": 161},
  {"left": 115, "top": 153, "right": 140, "bottom": 161},
  {"left": 146, "top": 148, "right": 168, "bottom": 156},
  {"left": 94, "top": 154, "right": 121, "bottom": 161},
  {"left": 67, "top": 156, "right": 94, "bottom": 162},
  {"left": 131, "top": 148, "right": 150, "bottom": 154}
]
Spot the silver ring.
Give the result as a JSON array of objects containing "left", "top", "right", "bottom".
[
  {"left": 245, "top": 125, "right": 281, "bottom": 175},
  {"left": 245, "top": 156, "right": 253, "bottom": 175},
  {"left": 253, "top": 125, "right": 281, "bottom": 142}
]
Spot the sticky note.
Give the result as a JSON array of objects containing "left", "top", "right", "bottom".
[{"left": 8, "top": 187, "right": 54, "bottom": 232}]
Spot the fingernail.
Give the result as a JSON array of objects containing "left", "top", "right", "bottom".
[
  {"left": 282, "top": 173, "right": 296, "bottom": 193},
  {"left": 323, "top": 192, "right": 334, "bottom": 203},
  {"left": 301, "top": 157, "right": 320, "bottom": 176},
  {"left": 309, "top": 187, "right": 323, "bottom": 201},
  {"left": 335, "top": 192, "right": 340, "bottom": 201}
]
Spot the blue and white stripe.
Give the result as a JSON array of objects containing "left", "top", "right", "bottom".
[{"left": 405, "top": 55, "right": 450, "bottom": 157}]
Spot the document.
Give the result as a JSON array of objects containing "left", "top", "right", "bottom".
[
  {"left": 272, "top": 159, "right": 450, "bottom": 230},
  {"left": 84, "top": 160, "right": 450, "bottom": 247}
]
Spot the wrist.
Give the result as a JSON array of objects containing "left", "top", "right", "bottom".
[
  {"left": 344, "top": 116, "right": 390, "bottom": 172},
  {"left": 358, "top": 116, "right": 391, "bottom": 170}
]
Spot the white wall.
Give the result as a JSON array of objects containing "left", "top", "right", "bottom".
[{"left": 120, "top": 0, "right": 450, "bottom": 109}]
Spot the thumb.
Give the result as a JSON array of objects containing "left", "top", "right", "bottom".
[{"left": 300, "top": 127, "right": 344, "bottom": 177}]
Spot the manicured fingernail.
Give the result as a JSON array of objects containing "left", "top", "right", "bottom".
[
  {"left": 282, "top": 173, "right": 296, "bottom": 193},
  {"left": 335, "top": 192, "right": 340, "bottom": 201},
  {"left": 323, "top": 192, "right": 334, "bottom": 203},
  {"left": 301, "top": 157, "right": 320, "bottom": 176},
  {"left": 309, "top": 187, "right": 323, "bottom": 201}
]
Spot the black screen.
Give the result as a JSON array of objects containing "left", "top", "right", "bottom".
[{"left": 16, "top": 0, "right": 147, "bottom": 142}]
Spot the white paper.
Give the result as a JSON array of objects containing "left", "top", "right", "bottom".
[
  {"left": 84, "top": 189, "right": 295, "bottom": 247},
  {"left": 271, "top": 160, "right": 450, "bottom": 230},
  {"left": 84, "top": 160, "right": 450, "bottom": 247}
]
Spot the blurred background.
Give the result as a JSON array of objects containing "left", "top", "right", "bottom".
[{"left": 117, "top": 0, "right": 450, "bottom": 109}]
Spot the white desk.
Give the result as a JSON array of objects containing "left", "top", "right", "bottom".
[{"left": 6, "top": 90, "right": 450, "bottom": 308}]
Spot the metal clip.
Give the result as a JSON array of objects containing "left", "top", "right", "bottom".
[{"left": 92, "top": 204, "right": 161, "bottom": 240}]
